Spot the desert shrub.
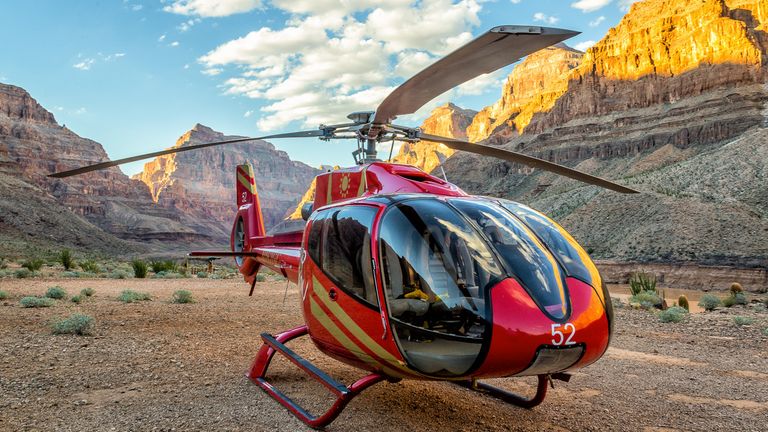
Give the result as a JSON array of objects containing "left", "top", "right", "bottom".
[
  {"left": 45, "top": 286, "right": 67, "bottom": 300},
  {"left": 117, "top": 290, "right": 151, "bottom": 303},
  {"left": 108, "top": 270, "right": 130, "bottom": 279},
  {"left": 79, "top": 260, "right": 101, "bottom": 273},
  {"left": 722, "top": 293, "right": 748, "bottom": 308},
  {"left": 698, "top": 294, "right": 721, "bottom": 311},
  {"left": 629, "top": 272, "right": 657, "bottom": 296},
  {"left": 62, "top": 271, "right": 82, "bottom": 278},
  {"left": 59, "top": 249, "right": 75, "bottom": 270},
  {"left": 659, "top": 306, "right": 688, "bottom": 323},
  {"left": 81, "top": 287, "right": 95, "bottom": 297},
  {"left": 171, "top": 290, "right": 194, "bottom": 304},
  {"left": 0, "top": 258, "right": 7, "bottom": 269},
  {"left": 21, "top": 258, "right": 44, "bottom": 271},
  {"left": 0, "top": 290, "right": 8, "bottom": 300},
  {"left": 630, "top": 291, "right": 662, "bottom": 310},
  {"left": 612, "top": 297, "right": 624, "bottom": 309},
  {"left": 19, "top": 296, "right": 54, "bottom": 308},
  {"left": 150, "top": 260, "right": 177, "bottom": 273},
  {"left": 763, "top": 327, "right": 768, "bottom": 337},
  {"left": 733, "top": 316, "right": 754, "bottom": 326},
  {"left": 71, "top": 295, "right": 83, "bottom": 304},
  {"left": 677, "top": 295, "right": 689, "bottom": 311},
  {"left": 729, "top": 282, "right": 743, "bottom": 295},
  {"left": 256, "top": 274, "right": 266, "bottom": 282},
  {"left": 14, "top": 268, "right": 32, "bottom": 279},
  {"left": 196, "top": 271, "right": 208, "bottom": 278},
  {"left": 131, "top": 259, "right": 148, "bottom": 279},
  {"left": 51, "top": 314, "right": 94, "bottom": 335}
]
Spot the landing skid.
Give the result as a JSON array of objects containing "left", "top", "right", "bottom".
[
  {"left": 247, "top": 326, "right": 387, "bottom": 429},
  {"left": 453, "top": 373, "right": 571, "bottom": 409}
]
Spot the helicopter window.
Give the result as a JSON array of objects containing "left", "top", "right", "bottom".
[
  {"left": 378, "top": 199, "right": 503, "bottom": 376},
  {"left": 498, "top": 200, "right": 594, "bottom": 285},
  {"left": 309, "top": 206, "right": 378, "bottom": 307},
  {"left": 450, "top": 199, "right": 569, "bottom": 320}
]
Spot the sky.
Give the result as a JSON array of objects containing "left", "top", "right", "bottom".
[{"left": 0, "top": 0, "right": 639, "bottom": 176}]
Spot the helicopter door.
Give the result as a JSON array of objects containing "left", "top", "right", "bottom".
[{"left": 378, "top": 198, "right": 505, "bottom": 377}]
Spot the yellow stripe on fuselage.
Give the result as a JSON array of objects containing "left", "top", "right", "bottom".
[
  {"left": 311, "top": 276, "right": 418, "bottom": 375},
  {"left": 309, "top": 297, "right": 401, "bottom": 377},
  {"left": 237, "top": 172, "right": 256, "bottom": 194}
]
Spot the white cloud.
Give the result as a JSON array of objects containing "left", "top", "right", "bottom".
[
  {"left": 533, "top": 12, "right": 559, "bottom": 25},
  {"left": 589, "top": 16, "right": 606, "bottom": 27},
  {"left": 510, "top": 0, "right": 522, "bottom": 3},
  {"left": 73, "top": 59, "right": 95, "bottom": 70},
  {"left": 571, "top": 0, "right": 612, "bottom": 12},
  {"left": 164, "top": 0, "right": 262, "bottom": 17},
  {"left": 574, "top": 40, "right": 596, "bottom": 51},
  {"left": 170, "top": 41, "right": 180, "bottom": 47},
  {"left": 178, "top": 18, "right": 201, "bottom": 32},
  {"left": 74, "top": 107, "right": 87, "bottom": 115},
  {"left": 201, "top": 0, "right": 488, "bottom": 131},
  {"left": 618, "top": 0, "right": 641, "bottom": 11},
  {"left": 202, "top": 68, "right": 223, "bottom": 76},
  {"left": 244, "top": 110, "right": 253, "bottom": 118},
  {"left": 132, "top": 4, "right": 143, "bottom": 11},
  {"left": 158, "top": 34, "right": 167, "bottom": 42}
]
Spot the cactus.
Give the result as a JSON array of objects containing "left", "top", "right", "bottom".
[
  {"left": 629, "top": 272, "right": 657, "bottom": 295},
  {"left": 678, "top": 295, "right": 689, "bottom": 311}
]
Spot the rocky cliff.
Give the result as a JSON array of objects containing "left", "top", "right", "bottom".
[
  {"left": 436, "top": 0, "right": 768, "bottom": 266},
  {"left": 392, "top": 103, "right": 477, "bottom": 172},
  {"left": 132, "top": 124, "right": 319, "bottom": 240}
]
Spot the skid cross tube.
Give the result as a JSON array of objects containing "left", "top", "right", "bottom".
[
  {"left": 454, "top": 374, "right": 550, "bottom": 409},
  {"left": 248, "top": 325, "right": 386, "bottom": 429}
]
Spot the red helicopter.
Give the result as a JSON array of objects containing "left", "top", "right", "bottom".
[{"left": 52, "top": 26, "right": 638, "bottom": 429}]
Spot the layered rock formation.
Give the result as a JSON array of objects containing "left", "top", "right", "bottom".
[
  {"left": 392, "top": 103, "right": 477, "bottom": 172},
  {"left": 132, "top": 124, "right": 319, "bottom": 240},
  {"left": 436, "top": 0, "right": 768, "bottom": 266},
  {"left": 0, "top": 83, "right": 198, "bottom": 254}
]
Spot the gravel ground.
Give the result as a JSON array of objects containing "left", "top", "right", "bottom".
[{"left": 1, "top": 278, "right": 767, "bottom": 431}]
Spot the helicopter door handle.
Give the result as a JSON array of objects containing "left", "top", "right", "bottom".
[{"left": 329, "top": 288, "right": 338, "bottom": 301}]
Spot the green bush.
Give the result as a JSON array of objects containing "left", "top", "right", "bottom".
[
  {"left": 117, "top": 290, "right": 151, "bottom": 303},
  {"left": 81, "top": 287, "right": 95, "bottom": 297},
  {"left": 14, "top": 268, "right": 32, "bottom": 279},
  {"left": 0, "top": 258, "right": 7, "bottom": 269},
  {"left": 171, "top": 290, "right": 194, "bottom": 304},
  {"left": 79, "top": 260, "right": 101, "bottom": 273},
  {"left": 0, "top": 290, "right": 8, "bottom": 300},
  {"left": 150, "top": 260, "right": 178, "bottom": 274},
  {"left": 722, "top": 293, "right": 748, "bottom": 308},
  {"left": 256, "top": 274, "right": 266, "bottom": 282},
  {"left": 108, "top": 270, "right": 130, "bottom": 279},
  {"left": 21, "top": 258, "right": 44, "bottom": 271},
  {"left": 677, "top": 295, "right": 689, "bottom": 311},
  {"left": 71, "top": 295, "right": 83, "bottom": 304},
  {"left": 20, "top": 296, "right": 54, "bottom": 308},
  {"left": 52, "top": 314, "right": 94, "bottom": 335},
  {"left": 630, "top": 291, "right": 662, "bottom": 310},
  {"left": 611, "top": 297, "right": 624, "bottom": 309},
  {"left": 698, "top": 294, "right": 721, "bottom": 311},
  {"left": 45, "top": 286, "right": 67, "bottom": 300},
  {"left": 131, "top": 259, "right": 148, "bottom": 278},
  {"left": 196, "top": 271, "right": 208, "bottom": 278},
  {"left": 629, "top": 272, "right": 657, "bottom": 296},
  {"left": 763, "top": 327, "right": 768, "bottom": 337},
  {"left": 59, "top": 249, "right": 75, "bottom": 270},
  {"left": 733, "top": 316, "right": 754, "bottom": 326},
  {"left": 659, "top": 306, "right": 688, "bottom": 323}
]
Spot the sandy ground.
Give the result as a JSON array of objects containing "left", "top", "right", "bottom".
[{"left": 1, "top": 278, "right": 767, "bottom": 432}]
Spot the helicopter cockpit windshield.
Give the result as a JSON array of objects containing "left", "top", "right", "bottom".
[{"left": 378, "top": 198, "right": 504, "bottom": 376}]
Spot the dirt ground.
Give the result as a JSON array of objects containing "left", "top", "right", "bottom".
[{"left": 1, "top": 278, "right": 767, "bottom": 431}]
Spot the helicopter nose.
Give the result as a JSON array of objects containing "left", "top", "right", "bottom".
[{"left": 473, "top": 277, "right": 611, "bottom": 378}]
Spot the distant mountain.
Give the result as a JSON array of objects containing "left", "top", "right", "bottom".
[
  {"left": 132, "top": 124, "right": 319, "bottom": 241},
  {"left": 434, "top": 0, "right": 768, "bottom": 266},
  {"left": 0, "top": 83, "right": 316, "bottom": 256}
]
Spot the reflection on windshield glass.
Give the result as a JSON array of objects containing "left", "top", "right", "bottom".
[
  {"left": 379, "top": 199, "right": 502, "bottom": 376},
  {"left": 451, "top": 199, "right": 569, "bottom": 320},
  {"left": 499, "top": 200, "right": 593, "bottom": 285}
]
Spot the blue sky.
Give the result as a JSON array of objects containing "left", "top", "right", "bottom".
[{"left": 0, "top": 0, "right": 638, "bottom": 176}]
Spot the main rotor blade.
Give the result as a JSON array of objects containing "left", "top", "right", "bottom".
[
  {"left": 48, "top": 129, "right": 326, "bottom": 178},
  {"left": 419, "top": 133, "right": 639, "bottom": 194},
  {"left": 373, "top": 26, "right": 579, "bottom": 125}
]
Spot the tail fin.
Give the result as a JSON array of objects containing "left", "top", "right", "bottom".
[{"left": 236, "top": 163, "right": 266, "bottom": 237}]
